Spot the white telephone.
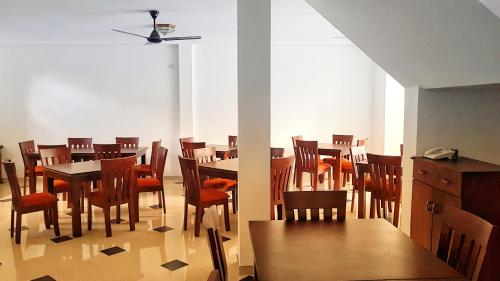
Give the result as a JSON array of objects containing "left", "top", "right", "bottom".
[{"left": 423, "top": 147, "right": 456, "bottom": 160}]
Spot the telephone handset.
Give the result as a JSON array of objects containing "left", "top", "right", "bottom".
[{"left": 423, "top": 147, "right": 456, "bottom": 160}]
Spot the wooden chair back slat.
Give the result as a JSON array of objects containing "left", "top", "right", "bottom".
[
  {"left": 270, "top": 147, "right": 285, "bottom": 158},
  {"left": 150, "top": 140, "right": 162, "bottom": 171},
  {"left": 115, "top": 137, "right": 139, "bottom": 148},
  {"left": 228, "top": 135, "right": 238, "bottom": 147},
  {"left": 182, "top": 142, "right": 206, "bottom": 159},
  {"left": 435, "top": 207, "right": 494, "bottom": 281},
  {"left": 100, "top": 156, "right": 136, "bottom": 204},
  {"left": 179, "top": 137, "right": 194, "bottom": 150},
  {"left": 367, "top": 153, "right": 402, "bottom": 227},
  {"left": 270, "top": 156, "right": 294, "bottom": 212},
  {"left": 39, "top": 147, "right": 72, "bottom": 166},
  {"left": 3, "top": 162, "right": 22, "bottom": 208},
  {"left": 152, "top": 146, "right": 168, "bottom": 181},
  {"left": 178, "top": 156, "right": 202, "bottom": 205},
  {"left": 356, "top": 138, "right": 368, "bottom": 147},
  {"left": 332, "top": 134, "right": 354, "bottom": 145},
  {"left": 207, "top": 228, "right": 228, "bottom": 281},
  {"left": 291, "top": 135, "right": 303, "bottom": 147},
  {"left": 18, "top": 140, "right": 35, "bottom": 169},
  {"left": 37, "top": 144, "right": 67, "bottom": 150},
  {"left": 193, "top": 147, "right": 217, "bottom": 164},
  {"left": 93, "top": 144, "right": 122, "bottom": 160},
  {"left": 294, "top": 140, "right": 319, "bottom": 172},
  {"left": 68, "top": 138, "right": 92, "bottom": 149},
  {"left": 284, "top": 191, "right": 347, "bottom": 221},
  {"left": 350, "top": 146, "right": 368, "bottom": 188}
]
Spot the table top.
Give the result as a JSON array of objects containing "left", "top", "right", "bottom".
[
  {"left": 25, "top": 146, "right": 147, "bottom": 156},
  {"left": 249, "top": 219, "right": 464, "bottom": 281},
  {"left": 207, "top": 144, "right": 238, "bottom": 152},
  {"left": 44, "top": 160, "right": 101, "bottom": 176},
  {"left": 318, "top": 143, "right": 354, "bottom": 150},
  {"left": 198, "top": 158, "right": 238, "bottom": 172}
]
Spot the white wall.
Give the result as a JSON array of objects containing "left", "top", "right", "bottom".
[
  {"left": 0, "top": 45, "right": 181, "bottom": 176},
  {"left": 384, "top": 74, "right": 405, "bottom": 155}
]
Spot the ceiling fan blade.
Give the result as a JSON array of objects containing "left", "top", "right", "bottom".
[
  {"left": 112, "top": 29, "right": 148, "bottom": 39},
  {"left": 163, "top": 36, "right": 202, "bottom": 41}
]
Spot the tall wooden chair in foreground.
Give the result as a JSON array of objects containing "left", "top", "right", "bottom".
[
  {"left": 284, "top": 190, "right": 347, "bottom": 221},
  {"left": 115, "top": 137, "right": 139, "bottom": 148},
  {"left": 179, "top": 137, "right": 194, "bottom": 151},
  {"left": 87, "top": 156, "right": 137, "bottom": 237},
  {"left": 4, "top": 161, "right": 60, "bottom": 244},
  {"left": 294, "top": 140, "right": 332, "bottom": 190},
  {"left": 270, "top": 156, "right": 294, "bottom": 220},
  {"left": 18, "top": 140, "right": 42, "bottom": 195},
  {"left": 136, "top": 146, "right": 168, "bottom": 217},
  {"left": 203, "top": 206, "right": 228, "bottom": 281},
  {"left": 179, "top": 156, "right": 230, "bottom": 237},
  {"left": 435, "top": 207, "right": 495, "bottom": 281},
  {"left": 367, "top": 153, "right": 402, "bottom": 227},
  {"left": 39, "top": 147, "right": 73, "bottom": 207}
]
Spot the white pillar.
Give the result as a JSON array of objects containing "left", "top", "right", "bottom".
[
  {"left": 178, "top": 44, "right": 194, "bottom": 137},
  {"left": 237, "top": 0, "right": 271, "bottom": 267},
  {"left": 400, "top": 86, "right": 419, "bottom": 234}
]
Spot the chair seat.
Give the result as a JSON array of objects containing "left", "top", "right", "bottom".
[
  {"left": 318, "top": 162, "right": 332, "bottom": 173},
  {"left": 34, "top": 165, "right": 44, "bottom": 175},
  {"left": 203, "top": 178, "right": 237, "bottom": 191},
  {"left": 137, "top": 178, "right": 162, "bottom": 192},
  {"left": 322, "top": 158, "right": 353, "bottom": 172},
  {"left": 54, "top": 180, "right": 71, "bottom": 193},
  {"left": 21, "top": 192, "right": 58, "bottom": 209},
  {"left": 200, "top": 189, "right": 229, "bottom": 204},
  {"left": 136, "top": 164, "right": 152, "bottom": 175}
]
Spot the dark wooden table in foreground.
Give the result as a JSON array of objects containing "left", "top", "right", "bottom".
[{"left": 249, "top": 219, "right": 465, "bottom": 281}]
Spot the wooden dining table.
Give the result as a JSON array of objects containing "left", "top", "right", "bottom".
[
  {"left": 198, "top": 158, "right": 238, "bottom": 181},
  {"left": 25, "top": 147, "right": 147, "bottom": 194},
  {"left": 249, "top": 219, "right": 465, "bottom": 281},
  {"left": 318, "top": 143, "right": 355, "bottom": 190}
]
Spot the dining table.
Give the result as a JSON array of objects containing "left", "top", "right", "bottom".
[
  {"left": 197, "top": 158, "right": 238, "bottom": 181},
  {"left": 25, "top": 146, "right": 147, "bottom": 194},
  {"left": 318, "top": 143, "right": 355, "bottom": 190},
  {"left": 249, "top": 219, "right": 465, "bottom": 281}
]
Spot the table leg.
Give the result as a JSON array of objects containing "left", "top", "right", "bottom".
[
  {"left": 333, "top": 152, "right": 341, "bottom": 190},
  {"left": 141, "top": 154, "right": 146, "bottom": 165},
  {"left": 358, "top": 172, "right": 366, "bottom": 219},
  {"left": 71, "top": 179, "right": 82, "bottom": 237}
]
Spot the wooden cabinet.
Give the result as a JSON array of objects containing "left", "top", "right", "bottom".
[{"left": 411, "top": 157, "right": 500, "bottom": 251}]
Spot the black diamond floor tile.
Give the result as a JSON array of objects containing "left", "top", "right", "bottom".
[
  {"left": 0, "top": 198, "right": 12, "bottom": 202},
  {"left": 51, "top": 235, "right": 73, "bottom": 243},
  {"left": 221, "top": 236, "right": 231, "bottom": 242},
  {"left": 149, "top": 204, "right": 161, "bottom": 209},
  {"left": 161, "top": 259, "right": 188, "bottom": 271},
  {"left": 101, "top": 246, "right": 125, "bottom": 256},
  {"left": 8, "top": 226, "right": 29, "bottom": 232},
  {"left": 110, "top": 218, "right": 126, "bottom": 224},
  {"left": 240, "top": 276, "right": 254, "bottom": 281},
  {"left": 153, "top": 226, "right": 174, "bottom": 233},
  {"left": 31, "top": 276, "right": 56, "bottom": 281}
]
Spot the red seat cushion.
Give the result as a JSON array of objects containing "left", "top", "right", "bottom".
[
  {"left": 318, "top": 161, "right": 332, "bottom": 172},
  {"left": 322, "top": 158, "right": 353, "bottom": 173},
  {"left": 54, "top": 180, "right": 71, "bottom": 193},
  {"left": 137, "top": 178, "right": 162, "bottom": 191},
  {"left": 21, "top": 192, "right": 57, "bottom": 209},
  {"left": 200, "top": 189, "right": 229, "bottom": 204},
  {"left": 34, "top": 165, "right": 44, "bottom": 175},
  {"left": 203, "top": 178, "right": 237, "bottom": 191},
  {"left": 322, "top": 157, "right": 336, "bottom": 165}
]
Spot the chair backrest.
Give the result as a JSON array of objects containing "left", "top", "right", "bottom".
[
  {"left": 3, "top": 162, "right": 22, "bottom": 208},
  {"left": 356, "top": 138, "right": 368, "bottom": 147},
  {"left": 115, "top": 137, "right": 139, "bottom": 148},
  {"left": 93, "top": 144, "right": 122, "bottom": 160},
  {"left": 367, "top": 153, "right": 402, "bottom": 227},
  {"left": 37, "top": 144, "right": 67, "bottom": 150},
  {"left": 332, "top": 134, "right": 353, "bottom": 145},
  {"left": 182, "top": 142, "right": 206, "bottom": 158},
  {"left": 152, "top": 146, "right": 168, "bottom": 181},
  {"left": 149, "top": 140, "right": 162, "bottom": 170},
  {"left": 68, "top": 138, "right": 92, "bottom": 149},
  {"left": 436, "top": 207, "right": 494, "bottom": 281},
  {"left": 270, "top": 147, "right": 285, "bottom": 159},
  {"left": 284, "top": 190, "right": 347, "bottom": 221},
  {"left": 193, "top": 147, "right": 217, "bottom": 164},
  {"left": 18, "top": 140, "right": 35, "bottom": 170},
  {"left": 207, "top": 228, "right": 227, "bottom": 281},
  {"left": 350, "top": 146, "right": 368, "bottom": 188},
  {"left": 271, "top": 156, "right": 294, "bottom": 209},
  {"left": 178, "top": 156, "right": 202, "bottom": 205},
  {"left": 228, "top": 135, "right": 238, "bottom": 147},
  {"left": 294, "top": 140, "right": 319, "bottom": 172},
  {"left": 39, "top": 147, "right": 72, "bottom": 166},
  {"left": 291, "top": 135, "right": 303, "bottom": 147},
  {"left": 100, "top": 156, "right": 137, "bottom": 204},
  {"left": 179, "top": 137, "right": 194, "bottom": 150}
]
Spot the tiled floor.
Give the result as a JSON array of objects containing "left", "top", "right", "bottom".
[{"left": 0, "top": 177, "right": 356, "bottom": 281}]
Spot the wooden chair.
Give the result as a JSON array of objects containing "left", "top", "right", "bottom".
[
  {"left": 367, "top": 153, "right": 402, "bottom": 227},
  {"left": 207, "top": 270, "right": 222, "bottom": 281},
  {"left": 136, "top": 146, "right": 168, "bottom": 216},
  {"left": 270, "top": 156, "right": 294, "bottom": 220},
  {"left": 4, "top": 161, "right": 60, "bottom": 244},
  {"left": 193, "top": 147, "right": 238, "bottom": 213},
  {"left": 270, "top": 147, "right": 285, "bottom": 159},
  {"left": 203, "top": 207, "right": 228, "bottom": 281},
  {"left": 291, "top": 135, "right": 303, "bottom": 185},
  {"left": 283, "top": 190, "right": 347, "bottom": 221},
  {"left": 115, "top": 137, "right": 139, "bottom": 148},
  {"left": 349, "top": 146, "right": 374, "bottom": 213},
  {"left": 93, "top": 144, "right": 122, "bottom": 160},
  {"left": 87, "top": 156, "right": 137, "bottom": 237},
  {"left": 178, "top": 156, "right": 230, "bottom": 237},
  {"left": 228, "top": 135, "right": 238, "bottom": 147},
  {"left": 400, "top": 144, "right": 404, "bottom": 156},
  {"left": 39, "top": 147, "right": 74, "bottom": 207},
  {"left": 323, "top": 134, "right": 354, "bottom": 186},
  {"left": 294, "top": 140, "right": 332, "bottom": 190},
  {"left": 435, "top": 207, "right": 495, "bottom": 281},
  {"left": 37, "top": 144, "right": 67, "bottom": 150},
  {"left": 137, "top": 140, "right": 161, "bottom": 177},
  {"left": 67, "top": 138, "right": 92, "bottom": 149},
  {"left": 356, "top": 138, "right": 368, "bottom": 147},
  {"left": 179, "top": 137, "right": 194, "bottom": 151},
  {"left": 182, "top": 141, "right": 206, "bottom": 158},
  {"left": 18, "top": 140, "right": 42, "bottom": 195}
]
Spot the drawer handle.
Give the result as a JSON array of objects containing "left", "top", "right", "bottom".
[
  {"left": 417, "top": 170, "right": 426, "bottom": 175},
  {"left": 441, "top": 178, "right": 451, "bottom": 184},
  {"left": 426, "top": 201, "right": 435, "bottom": 212},
  {"left": 432, "top": 203, "right": 441, "bottom": 214}
]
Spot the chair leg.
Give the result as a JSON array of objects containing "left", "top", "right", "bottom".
[
  {"left": 87, "top": 200, "right": 92, "bottom": 230},
  {"left": 312, "top": 173, "right": 318, "bottom": 191},
  {"left": 343, "top": 172, "right": 347, "bottom": 186},
  {"left": 231, "top": 189, "right": 236, "bottom": 214},
  {"left": 194, "top": 206, "right": 202, "bottom": 237},
  {"left": 183, "top": 198, "right": 188, "bottom": 231},
  {"left": 116, "top": 205, "right": 121, "bottom": 223},
  {"left": 270, "top": 204, "right": 275, "bottom": 220},
  {"left": 15, "top": 212, "right": 22, "bottom": 244},
  {"left": 43, "top": 209, "right": 51, "bottom": 229},
  {"left": 52, "top": 206, "right": 60, "bottom": 237},
  {"left": 104, "top": 206, "right": 112, "bottom": 237},
  {"left": 23, "top": 176, "right": 27, "bottom": 196},
  {"left": 128, "top": 203, "right": 136, "bottom": 231},
  {"left": 10, "top": 210, "right": 14, "bottom": 238},
  {"left": 161, "top": 190, "right": 166, "bottom": 214},
  {"left": 157, "top": 191, "right": 163, "bottom": 208},
  {"left": 223, "top": 202, "right": 231, "bottom": 231},
  {"left": 277, "top": 204, "right": 283, "bottom": 220},
  {"left": 351, "top": 190, "right": 356, "bottom": 212},
  {"left": 296, "top": 171, "right": 303, "bottom": 190},
  {"left": 327, "top": 170, "right": 332, "bottom": 190}
]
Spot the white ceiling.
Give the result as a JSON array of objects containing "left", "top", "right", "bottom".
[
  {"left": 0, "top": 0, "right": 348, "bottom": 45},
  {"left": 479, "top": 0, "right": 500, "bottom": 18}
]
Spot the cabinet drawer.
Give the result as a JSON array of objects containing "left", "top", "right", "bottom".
[{"left": 413, "top": 160, "right": 462, "bottom": 197}]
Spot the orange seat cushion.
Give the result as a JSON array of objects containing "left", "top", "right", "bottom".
[
  {"left": 322, "top": 158, "right": 353, "bottom": 173},
  {"left": 54, "top": 180, "right": 71, "bottom": 193},
  {"left": 322, "top": 157, "right": 336, "bottom": 165},
  {"left": 200, "top": 189, "right": 229, "bottom": 204},
  {"left": 136, "top": 164, "right": 151, "bottom": 174},
  {"left": 203, "top": 178, "right": 237, "bottom": 191},
  {"left": 21, "top": 192, "right": 57, "bottom": 209},
  {"left": 318, "top": 162, "right": 332, "bottom": 172},
  {"left": 137, "top": 178, "right": 162, "bottom": 191},
  {"left": 34, "top": 165, "right": 44, "bottom": 175}
]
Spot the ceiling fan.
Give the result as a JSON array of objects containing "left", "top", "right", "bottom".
[{"left": 112, "top": 10, "right": 201, "bottom": 43}]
